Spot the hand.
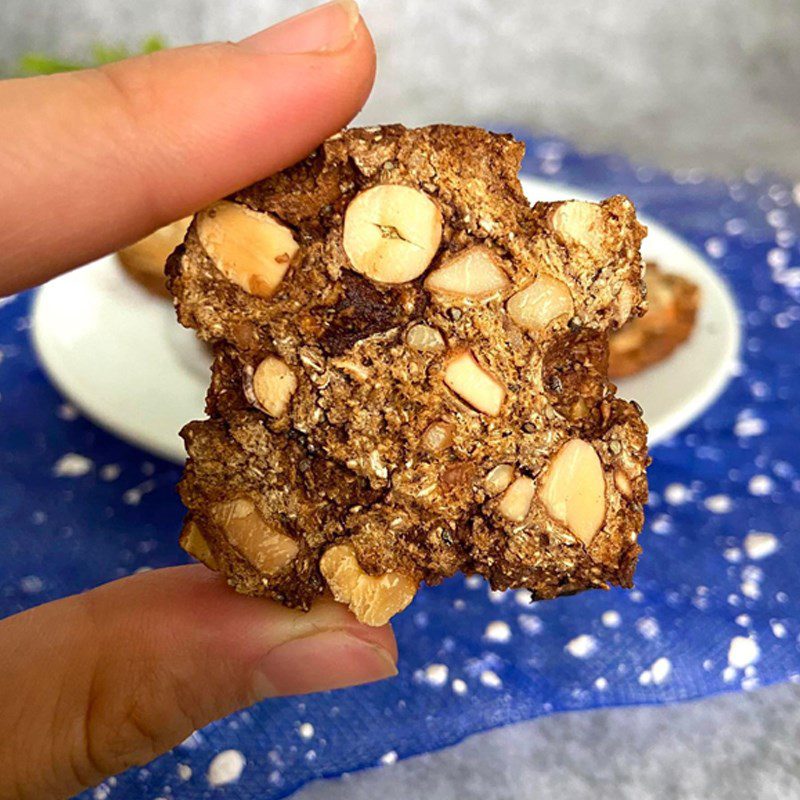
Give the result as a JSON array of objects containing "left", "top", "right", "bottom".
[{"left": 0, "top": 3, "right": 393, "bottom": 799}]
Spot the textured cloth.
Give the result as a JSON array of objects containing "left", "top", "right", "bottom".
[{"left": 1, "top": 133, "right": 799, "bottom": 798}]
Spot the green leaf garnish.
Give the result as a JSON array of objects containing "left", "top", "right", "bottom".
[{"left": 17, "top": 36, "right": 167, "bottom": 76}]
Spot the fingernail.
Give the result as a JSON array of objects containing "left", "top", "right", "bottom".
[
  {"left": 239, "top": 0, "right": 360, "bottom": 55},
  {"left": 253, "top": 629, "right": 398, "bottom": 698}
]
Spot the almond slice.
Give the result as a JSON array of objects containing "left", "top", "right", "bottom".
[
  {"left": 212, "top": 498, "right": 298, "bottom": 574},
  {"left": 424, "top": 246, "right": 510, "bottom": 299},
  {"left": 251, "top": 356, "right": 298, "bottom": 417},
  {"left": 118, "top": 216, "right": 192, "bottom": 282},
  {"left": 422, "top": 420, "right": 455, "bottom": 452},
  {"left": 484, "top": 464, "right": 515, "bottom": 496},
  {"left": 551, "top": 200, "right": 607, "bottom": 257},
  {"left": 443, "top": 350, "right": 506, "bottom": 416},
  {"left": 498, "top": 476, "right": 536, "bottom": 522},
  {"left": 507, "top": 275, "right": 574, "bottom": 332},
  {"left": 406, "top": 323, "right": 445, "bottom": 351},
  {"left": 615, "top": 469, "right": 633, "bottom": 498},
  {"left": 538, "top": 439, "right": 606, "bottom": 545},
  {"left": 197, "top": 200, "right": 299, "bottom": 298},
  {"left": 179, "top": 520, "right": 218, "bottom": 569},
  {"left": 320, "top": 543, "right": 417, "bottom": 626}
]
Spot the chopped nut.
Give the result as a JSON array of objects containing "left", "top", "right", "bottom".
[
  {"left": 443, "top": 350, "right": 506, "bottom": 416},
  {"left": 498, "top": 476, "right": 536, "bottom": 522},
  {"left": 422, "top": 420, "right": 455, "bottom": 452},
  {"left": 320, "top": 543, "right": 417, "bottom": 626},
  {"left": 332, "top": 357, "right": 371, "bottom": 381},
  {"left": 298, "top": 347, "right": 326, "bottom": 373},
  {"left": 251, "top": 356, "right": 298, "bottom": 417},
  {"left": 197, "top": 201, "right": 299, "bottom": 298},
  {"left": 369, "top": 450, "right": 388, "bottom": 479},
  {"left": 538, "top": 439, "right": 606, "bottom": 545},
  {"left": 424, "top": 246, "right": 510, "bottom": 299},
  {"left": 507, "top": 275, "right": 574, "bottom": 332},
  {"left": 212, "top": 498, "right": 298, "bottom": 573},
  {"left": 441, "top": 461, "right": 475, "bottom": 488},
  {"left": 569, "top": 398, "right": 589, "bottom": 421},
  {"left": 231, "top": 320, "right": 261, "bottom": 350},
  {"left": 551, "top": 200, "right": 607, "bottom": 256},
  {"left": 615, "top": 469, "right": 632, "bottom": 497},
  {"left": 615, "top": 282, "right": 638, "bottom": 326},
  {"left": 484, "top": 464, "right": 515, "bottom": 495},
  {"left": 406, "top": 323, "right": 445, "bottom": 351},
  {"left": 179, "top": 520, "right": 218, "bottom": 569},
  {"left": 343, "top": 184, "right": 442, "bottom": 283},
  {"left": 118, "top": 216, "right": 192, "bottom": 279}
]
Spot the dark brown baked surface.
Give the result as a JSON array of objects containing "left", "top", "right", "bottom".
[
  {"left": 609, "top": 263, "right": 700, "bottom": 378},
  {"left": 167, "top": 124, "right": 650, "bottom": 625}
]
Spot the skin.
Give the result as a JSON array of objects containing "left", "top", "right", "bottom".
[{"left": 0, "top": 3, "right": 396, "bottom": 798}]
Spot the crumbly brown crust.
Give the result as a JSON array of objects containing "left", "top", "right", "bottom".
[
  {"left": 167, "top": 124, "right": 650, "bottom": 617},
  {"left": 609, "top": 263, "right": 700, "bottom": 378}
]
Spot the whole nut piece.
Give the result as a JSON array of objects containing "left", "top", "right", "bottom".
[
  {"left": 406, "top": 323, "right": 445, "bottom": 352},
  {"left": 119, "top": 216, "right": 192, "bottom": 286},
  {"left": 614, "top": 282, "right": 639, "bottom": 327},
  {"left": 507, "top": 275, "right": 574, "bottom": 332},
  {"left": 252, "top": 356, "right": 298, "bottom": 417},
  {"left": 332, "top": 357, "right": 371, "bottom": 382},
  {"left": 179, "top": 520, "right": 219, "bottom": 569},
  {"left": 615, "top": 469, "right": 633, "bottom": 498},
  {"left": 551, "top": 200, "right": 607, "bottom": 257},
  {"left": 212, "top": 498, "right": 298, "bottom": 574},
  {"left": 197, "top": 200, "right": 299, "bottom": 298},
  {"left": 320, "top": 543, "right": 418, "bottom": 626},
  {"left": 343, "top": 184, "right": 443, "bottom": 284},
  {"left": 424, "top": 245, "right": 510, "bottom": 299},
  {"left": 538, "top": 439, "right": 606, "bottom": 546},
  {"left": 443, "top": 350, "right": 506, "bottom": 416},
  {"left": 422, "top": 420, "right": 455, "bottom": 452},
  {"left": 484, "top": 464, "right": 515, "bottom": 496},
  {"left": 498, "top": 475, "right": 536, "bottom": 522}
]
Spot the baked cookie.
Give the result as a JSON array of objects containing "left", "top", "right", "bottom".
[
  {"left": 609, "top": 263, "right": 699, "bottom": 378},
  {"left": 168, "top": 125, "right": 650, "bottom": 625},
  {"left": 118, "top": 217, "right": 192, "bottom": 298}
]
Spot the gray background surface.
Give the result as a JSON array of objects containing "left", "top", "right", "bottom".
[
  {"left": 3, "top": 1, "right": 800, "bottom": 798},
  {"left": 3, "top": 0, "right": 800, "bottom": 180}
]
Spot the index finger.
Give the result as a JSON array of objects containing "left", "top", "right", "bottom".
[{"left": 0, "top": 0, "right": 375, "bottom": 294}]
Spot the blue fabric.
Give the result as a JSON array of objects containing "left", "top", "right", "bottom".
[{"left": 2, "top": 133, "right": 800, "bottom": 798}]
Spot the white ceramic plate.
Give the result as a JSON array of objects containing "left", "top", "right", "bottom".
[
  {"left": 31, "top": 177, "right": 740, "bottom": 464},
  {"left": 31, "top": 257, "right": 209, "bottom": 463}
]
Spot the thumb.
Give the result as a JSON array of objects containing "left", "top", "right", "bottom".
[{"left": 0, "top": 565, "right": 397, "bottom": 799}]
